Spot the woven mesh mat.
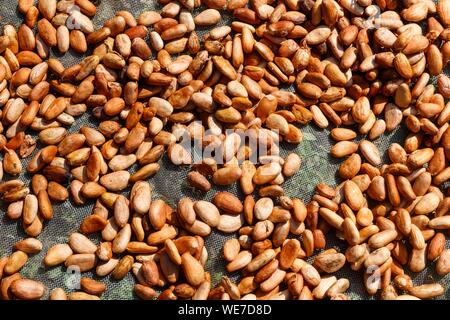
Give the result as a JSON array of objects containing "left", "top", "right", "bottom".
[{"left": 0, "top": 0, "right": 449, "bottom": 300}]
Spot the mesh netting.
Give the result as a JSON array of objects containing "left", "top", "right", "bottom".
[{"left": 0, "top": 0, "right": 449, "bottom": 300}]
